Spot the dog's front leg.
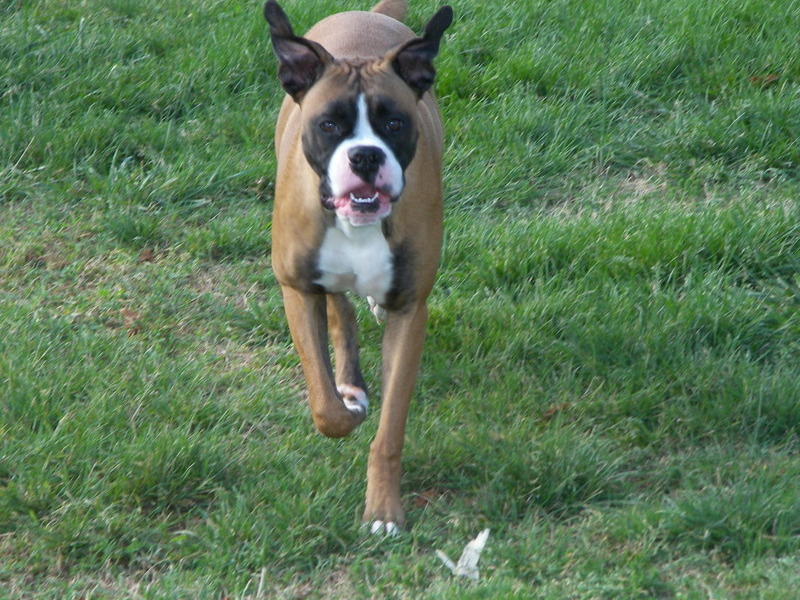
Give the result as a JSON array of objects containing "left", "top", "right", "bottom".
[
  {"left": 327, "top": 293, "right": 370, "bottom": 411},
  {"left": 363, "top": 299, "right": 429, "bottom": 534},
  {"left": 281, "top": 285, "right": 366, "bottom": 438}
]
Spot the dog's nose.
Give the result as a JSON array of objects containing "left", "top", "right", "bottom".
[{"left": 348, "top": 145, "right": 385, "bottom": 181}]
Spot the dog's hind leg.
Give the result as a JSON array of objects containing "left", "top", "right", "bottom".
[
  {"left": 281, "top": 286, "right": 366, "bottom": 438},
  {"left": 327, "top": 293, "right": 369, "bottom": 415}
]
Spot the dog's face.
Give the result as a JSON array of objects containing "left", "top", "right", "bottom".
[
  {"left": 299, "top": 65, "right": 418, "bottom": 226},
  {"left": 264, "top": 1, "right": 452, "bottom": 227}
]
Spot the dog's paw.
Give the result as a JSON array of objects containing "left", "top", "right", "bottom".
[
  {"left": 367, "top": 296, "right": 386, "bottom": 324},
  {"left": 337, "top": 384, "right": 368, "bottom": 416},
  {"left": 366, "top": 520, "right": 399, "bottom": 537}
]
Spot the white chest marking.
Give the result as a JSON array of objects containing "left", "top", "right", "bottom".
[{"left": 315, "top": 218, "right": 393, "bottom": 304}]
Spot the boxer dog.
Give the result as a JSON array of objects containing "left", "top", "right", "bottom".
[{"left": 263, "top": 0, "right": 452, "bottom": 534}]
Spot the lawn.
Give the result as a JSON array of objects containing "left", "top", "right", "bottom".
[{"left": 2, "top": 0, "right": 800, "bottom": 598}]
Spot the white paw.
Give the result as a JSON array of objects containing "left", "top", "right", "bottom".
[
  {"left": 337, "top": 384, "right": 368, "bottom": 415},
  {"left": 369, "top": 520, "right": 399, "bottom": 537},
  {"left": 367, "top": 296, "right": 386, "bottom": 323}
]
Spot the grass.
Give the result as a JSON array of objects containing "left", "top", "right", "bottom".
[{"left": 2, "top": 0, "right": 800, "bottom": 597}]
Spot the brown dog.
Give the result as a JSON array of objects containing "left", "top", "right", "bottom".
[{"left": 263, "top": 0, "right": 452, "bottom": 534}]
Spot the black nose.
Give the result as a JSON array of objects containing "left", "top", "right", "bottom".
[{"left": 348, "top": 145, "right": 385, "bottom": 181}]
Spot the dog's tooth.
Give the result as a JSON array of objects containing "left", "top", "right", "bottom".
[{"left": 347, "top": 191, "right": 380, "bottom": 204}]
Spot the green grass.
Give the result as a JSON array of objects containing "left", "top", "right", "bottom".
[{"left": 2, "top": 0, "right": 800, "bottom": 597}]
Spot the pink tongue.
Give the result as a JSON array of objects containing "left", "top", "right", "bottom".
[{"left": 350, "top": 184, "right": 378, "bottom": 197}]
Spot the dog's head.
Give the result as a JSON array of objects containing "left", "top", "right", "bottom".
[{"left": 264, "top": 1, "right": 452, "bottom": 227}]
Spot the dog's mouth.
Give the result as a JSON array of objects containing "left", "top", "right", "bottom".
[{"left": 322, "top": 185, "right": 394, "bottom": 226}]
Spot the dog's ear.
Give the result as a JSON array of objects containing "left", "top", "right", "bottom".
[
  {"left": 264, "top": 1, "right": 333, "bottom": 101},
  {"left": 390, "top": 5, "right": 453, "bottom": 97}
]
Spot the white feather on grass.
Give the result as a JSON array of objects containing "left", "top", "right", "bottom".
[{"left": 435, "top": 528, "right": 490, "bottom": 581}]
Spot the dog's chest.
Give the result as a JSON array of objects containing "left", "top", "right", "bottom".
[{"left": 315, "top": 220, "right": 393, "bottom": 303}]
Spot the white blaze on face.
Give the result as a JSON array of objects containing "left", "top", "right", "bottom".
[
  {"left": 327, "top": 94, "right": 404, "bottom": 202},
  {"left": 315, "top": 94, "right": 401, "bottom": 297}
]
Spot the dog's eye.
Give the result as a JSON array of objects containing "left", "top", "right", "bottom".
[
  {"left": 385, "top": 118, "right": 404, "bottom": 132},
  {"left": 319, "top": 120, "right": 340, "bottom": 134}
]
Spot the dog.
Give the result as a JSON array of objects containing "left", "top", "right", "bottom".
[{"left": 263, "top": 0, "right": 452, "bottom": 534}]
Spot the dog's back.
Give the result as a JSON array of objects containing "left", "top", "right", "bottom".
[
  {"left": 304, "top": 2, "right": 414, "bottom": 59},
  {"left": 371, "top": 0, "right": 407, "bottom": 21}
]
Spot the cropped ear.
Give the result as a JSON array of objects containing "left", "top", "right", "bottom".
[
  {"left": 264, "top": 1, "right": 334, "bottom": 101},
  {"left": 390, "top": 5, "right": 453, "bottom": 97}
]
